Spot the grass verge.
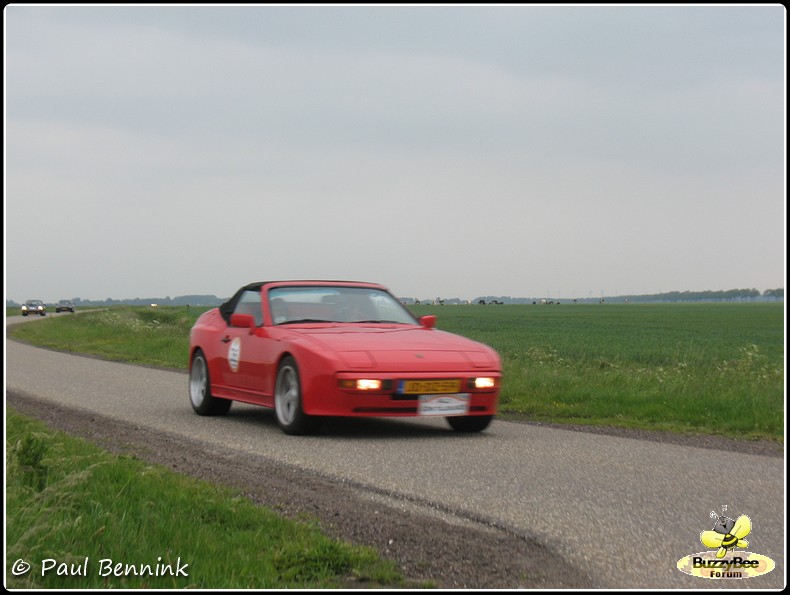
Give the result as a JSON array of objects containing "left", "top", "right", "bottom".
[{"left": 5, "top": 409, "right": 403, "bottom": 589}]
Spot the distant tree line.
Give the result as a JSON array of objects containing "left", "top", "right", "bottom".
[
  {"left": 7, "top": 288, "right": 783, "bottom": 309},
  {"left": 6, "top": 295, "right": 227, "bottom": 308},
  {"left": 619, "top": 288, "right": 784, "bottom": 303},
  {"left": 402, "top": 288, "right": 783, "bottom": 305}
]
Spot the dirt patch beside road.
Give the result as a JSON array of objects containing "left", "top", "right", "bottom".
[{"left": 7, "top": 390, "right": 593, "bottom": 589}]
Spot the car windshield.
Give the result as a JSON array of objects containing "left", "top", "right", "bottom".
[{"left": 268, "top": 286, "right": 417, "bottom": 326}]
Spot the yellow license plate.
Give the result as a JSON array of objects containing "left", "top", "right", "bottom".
[{"left": 400, "top": 379, "right": 461, "bottom": 395}]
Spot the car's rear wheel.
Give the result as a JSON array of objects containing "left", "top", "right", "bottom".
[
  {"left": 189, "top": 350, "right": 231, "bottom": 416},
  {"left": 446, "top": 415, "right": 493, "bottom": 432},
  {"left": 274, "top": 357, "right": 319, "bottom": 435}
]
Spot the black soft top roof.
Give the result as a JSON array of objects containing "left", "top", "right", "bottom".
[
  {"left": 218, "top": 281, "right": 268, "bottom": 323},
  {"left": 218, "top": 280, "right": 385, "bottom": 323}
]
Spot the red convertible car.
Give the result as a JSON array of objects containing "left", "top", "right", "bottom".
[{"left": 188, "top": 280, "right": 502, "bottom": 434}]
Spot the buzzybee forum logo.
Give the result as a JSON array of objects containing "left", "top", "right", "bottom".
[{"left": 676, "top": 506, "right": 775, "bottom": 579}]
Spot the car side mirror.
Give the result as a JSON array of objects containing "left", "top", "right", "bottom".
[
  {"left": 419, "top": 315, "right": 437, "bottom": 329},
  {"left": 230, "top": 313, "right": 255, "bottom": 328}
]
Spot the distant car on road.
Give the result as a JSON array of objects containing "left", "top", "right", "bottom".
[
  {"left": 21, "top": 299, "right": 47, "bottom": 316},
  {"left": 55, "top": 299, "right": 76, "bottom": 313},
  {"left": 188, "top": 280, "right": 503, "bottom": 435}
]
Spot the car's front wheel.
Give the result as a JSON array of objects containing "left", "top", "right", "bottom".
[
  {"left": 189, "top": 350, "right": 231, "bottom": 416},
  {"left": 446, "top": 415, "right": 493, "bottom": 432},
  {"left": 274, "top": 356, "right": 319, "bottom": 435}
]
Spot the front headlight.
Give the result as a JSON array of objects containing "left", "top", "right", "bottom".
[
  {"left": 470, "top": 377, "right": 497, "bottom": 390},
  {"left": 338, "top": 379, "right": 382, "bottom": 391},
  {"left": 337, "top": 378, "right": 393, "bottom": 392}
]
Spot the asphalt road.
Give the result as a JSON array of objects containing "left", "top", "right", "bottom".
[{"left": 5, "top": 315, "right": 786, "bottom": 589}]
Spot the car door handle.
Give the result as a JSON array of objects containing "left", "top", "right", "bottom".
[{"left": 221, "top": 336, "right": 231, "bottom": 343}]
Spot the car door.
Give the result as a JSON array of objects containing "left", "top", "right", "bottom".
[{"left": 216, "top": 289, "right": 277, "bottom": 406}]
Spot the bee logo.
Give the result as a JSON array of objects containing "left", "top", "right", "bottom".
[{"left": 700, "top": 506, "right": 751, "bottom": 558}]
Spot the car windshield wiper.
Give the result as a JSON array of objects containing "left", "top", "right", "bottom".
[
  {"left": 351, "top": 320, "right": 405, "bottom": 324},
  {"left": 279, "top": 319, "right": 335, "bottom": 325}
]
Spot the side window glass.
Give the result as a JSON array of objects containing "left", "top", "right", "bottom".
[{"left": 234, "top": 290, "right": 263, "bottom": 326}]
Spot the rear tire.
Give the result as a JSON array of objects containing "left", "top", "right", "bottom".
[
  {"left": 189, "top": 350, "right": 232, "bottom": 416},
  {"left": 274, "top": 357, "right": 320, "bottom": 435},
  {"left": 446, "top": 415, "right": 493, "bottom": 432}
]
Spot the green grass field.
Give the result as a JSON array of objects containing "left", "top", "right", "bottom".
[
  {"left": 413, "top": 302, "right": 784, "bottom": 440},
  {"left": 8, "top": 302, "right": 784, "bottom": 441},
  {"left": 5, "top": 410, "right": 403, "bottom": 589}
]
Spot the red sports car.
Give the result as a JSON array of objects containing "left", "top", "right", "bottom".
[{"left": 188, "top": 280, "right": 502, "bottom": 434}]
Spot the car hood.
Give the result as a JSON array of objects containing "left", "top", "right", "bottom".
[{"left": 288, "top": 325, "right": 500, "bottom": 371}]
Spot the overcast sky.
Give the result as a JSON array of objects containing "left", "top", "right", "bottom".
[{"left": 4, "top": 4, "right": 785, "bottom": 303}]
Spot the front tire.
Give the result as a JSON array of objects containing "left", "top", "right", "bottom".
[
  {"left": 189, "top": 350, "right": 232, "bottom": 416},
  {"left": 274, "top": 357, "right": 319, "bottom": 435},
  {"left": 446, "top": 415, "right": 493, "bottom": 433}
]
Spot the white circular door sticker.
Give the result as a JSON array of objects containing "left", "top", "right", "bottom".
[{"left": 228, "top": 337, "right": 242, "bottom": 372}]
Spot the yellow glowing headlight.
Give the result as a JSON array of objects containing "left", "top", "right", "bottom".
[
  {"left": 474, "top": 377, "right": 496, "bottom": 389},
  {"left": 338, "top": 379, "right": 382, "bottom": 391},
  {"left": 356, "top": 379, "right": 382, "bottom": 391}
]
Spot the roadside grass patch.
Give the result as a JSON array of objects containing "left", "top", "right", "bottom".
[
  {"left": 5, "top": 410, "right": 402, "bottom": 589},
  {"left": 8, "top": 307, "right": 205, "bottom": 369}
]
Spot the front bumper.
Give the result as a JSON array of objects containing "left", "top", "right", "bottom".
[{"left": 303, "top": 371, "right": 501, "bottom": 417}]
